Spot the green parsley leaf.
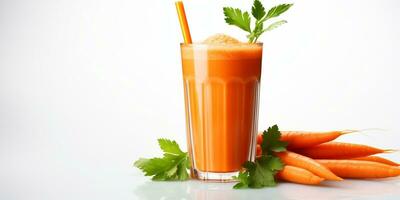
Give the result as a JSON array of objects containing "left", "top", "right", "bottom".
[
  {"left": 264, "top": 20, "right": 287, "bottom": 32},
  {"left": 223, "top": 1, "right": 293, "bottom": 43},
  {"left": 223, "top": 7, "right": 251, "bottom": 33},
  {"left": 233, "top": 125, "right": 286, "bottom": 189},
  {"left": 158, "top": 138, "right": 184, "bottom": 155},
  {"left": 250, "top": 156, "right": 283, "bottom": 187},
  {"left": 233, "top": 155, "right": 284, "bottom": 189},
  {"left": 134, "top": 157, "right": 171, "bottom": 176},
  {"left": 233, "top": 171, "right": 249, "bottom": 189},
  {"left": 259, "top": 155, "right": 284, "bottom": 172},
  {"left": 134, "top": 139, "right": 190, "bottom": 181},
  {"left": 177, "top": 160, "right": 190, "bottom": 180},
  {"left": 261, "top": 124, "right": 288, "bottom": 155},
  {"left": 251, "top": 0, "right": 266, "bottom": 20},
  {"left": 265, "top": 4, "right": 293, "bottom": 21}
]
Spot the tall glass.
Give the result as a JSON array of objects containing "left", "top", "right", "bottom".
[{"left": 180, "top": 43, "right": 263, "bottom": 181}]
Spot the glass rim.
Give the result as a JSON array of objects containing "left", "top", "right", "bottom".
[{"left": 180, "top": 42, "right": 263, "bottom": 47}]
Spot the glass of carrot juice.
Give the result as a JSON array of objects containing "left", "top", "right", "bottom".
[{"left": 180, "top": 35, "right": 263, "bottom": 181}]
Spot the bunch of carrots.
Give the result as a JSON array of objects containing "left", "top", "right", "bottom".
[{"left": 256, "top": 130, "right": 400, "bottom": 185}]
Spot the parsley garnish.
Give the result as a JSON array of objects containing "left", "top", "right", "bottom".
[
  {"left": 134, "top": 126, "right": 287, "bottom": 188},
  {"left": 134, "top": 139, "right": 190, "bottom": 181},
  {"left": 223, "top": 0, "right": 293, "bottom": 43},
  {"left": 261, "top": 125, "right": 288, "bottom": 155},
  {"left": 233, "top": 125, "right": 288, "bottom": 189},
  {"left": 223, "top": 8, "right": 252, "bottom": 33}
]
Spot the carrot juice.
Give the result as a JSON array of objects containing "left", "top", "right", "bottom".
[{"left": 180, "top": 35, "right": 263, "bottom": 181}]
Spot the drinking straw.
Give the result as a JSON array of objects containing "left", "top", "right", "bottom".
[{"left": 175, "top": 1, "right": 192, "bottom": 44}]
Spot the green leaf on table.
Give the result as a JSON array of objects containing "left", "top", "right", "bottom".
[
  {"left": 233, "top": 155, "right": 284, "bottom": 189},
  {"left": 233, "top": 170, "right": 250, "bottom": 189},
  {"left": 158, "top": 138, "right": 184, "bottom": 155},
  {"left": 134, "top": 139, "right": 190, "bottom": 181}
]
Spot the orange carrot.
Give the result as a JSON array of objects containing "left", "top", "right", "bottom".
[
  {"left": 351, "top": 156, "right": 400, "bottom": 166},
  {"left": 257, "top": 130, "right": 354, "bottom": 149},
  {"left": 277, "top": 151, "right": 342, "bottom": 181},
  {"left": 294, "top": 142, "right": 389, "bottom": 159},
  {"left": 257, "top": 134, "right": 263, "bottom": 145},
  {"left": 256, "top": 144, "right": 262, "bottom": 157},
  {"left": 316, "top": 159, "right": 400, "bottom": 178},
  {"left": 277, "top": 165, "right": 324, "bottom": 185}
]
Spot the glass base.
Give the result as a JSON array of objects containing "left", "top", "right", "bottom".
[{"left": 191, "top": 168, "right": 239, "bottom": 182}]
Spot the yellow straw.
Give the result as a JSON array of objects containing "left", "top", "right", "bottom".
[{"left": 175, "top": 1, "right": 192, "bottom": 44}]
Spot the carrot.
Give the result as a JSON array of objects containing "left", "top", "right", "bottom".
[
  {"left": 277, "top": 165, "right": 324, "bottom": 185},
  {"left": 277, "top": 151, "right": 342, "bottom": 181},
  {"left": 257, "top": 134, "right": 263, "bottom": 145},
  {"left": 316, "top": 159, "right": 400, "bottom": 178},
  {"left": 256, "top": 144, "right": 262, "bottom": 157},
  {"left": 257, "top": 130, "right": 354, "bottom": 149},
  {"left": 294, "top": 142, "right": 390, "bottom": 159},
  {"left": 351, "top": 156, "right": 400, "bottom": 166}
]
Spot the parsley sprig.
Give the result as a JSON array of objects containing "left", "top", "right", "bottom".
[
  {"left": 233, "top": 125, "right": 288, "bottom": 189},
  {"left": 223, "top": 0, "right": 293, "bottom": 43},
  {"left": 134, "top": 139, "right": 190, "bottom": 181},
  {"left": 134, "top": 125, "right": 287, "bottom": 189}
]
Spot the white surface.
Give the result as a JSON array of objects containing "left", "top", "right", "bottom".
[
  {"left": 1, "top": 0, "right": 400, "bottom": 199},
  {"left": 133, "top": 176, "right": 400, "bottom": 200}
]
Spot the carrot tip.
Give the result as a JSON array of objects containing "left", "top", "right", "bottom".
[
  {"left": 384, "top": 149, "right": 398, "bottom": 153},
  {"left": 342, "top": 128, "right": 388, "bottom": 135},
  {"left": 361, "top": 128, "right": 388, "bottom": 132},
  {"left": 341, "top": 130, "right": 358, "bottom": 134},
  {"left": 326, "top": 176, "right": 344, "bottom": 181}
]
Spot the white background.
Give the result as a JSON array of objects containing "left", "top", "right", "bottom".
[{"left": 1, "top": 0, "right": 399, "bottom": 199}]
